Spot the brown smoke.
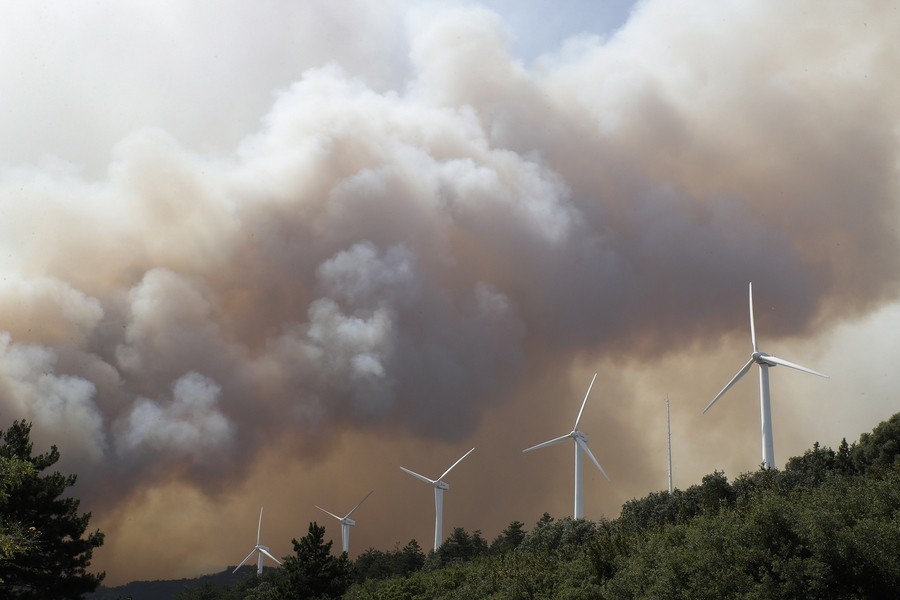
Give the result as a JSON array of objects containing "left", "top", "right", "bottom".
[{"left": 1, "top": 0, "right": 899, "bottom": 585}]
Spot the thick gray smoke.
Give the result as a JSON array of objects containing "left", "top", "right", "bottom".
[{"left": 1, "top": 0, "right": 899, "bottom": 584}]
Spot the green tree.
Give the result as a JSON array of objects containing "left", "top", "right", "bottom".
[
  {"left": 782, "top": 442, "right": 837, "bottom": 489},
  {"left": 0, "top": 454, "right": 36, "bottom": 567},
  {"left": 490, "top": 520, "right": 526, "bottom": 554},
  {"left": 0, "top": 420, "right": 104, "bottom": 598},
  {"left": 695, "top": 470, "right": 734, "bottom": 514},
  {"left": 275, "top": 522, "right": 351, "bottom": 599},
  {"left": 396, "top": 539, "right": 425, "bottom": 575},
  {"left": 517, "top": 516, "right": 597, "bottom": 554},
  {"left": 534, "top": 511, "right": 554, "bottom": 528},
  {"left": 586, "top": 519, "right": 630, "bottom": 582},
  {"left": 427, "top": 527, "right": 488, "bottom": 568},
  {"left": 620, "top": 489, "right": 680, "bottom": 530},
  {"left": 852, "top": 412, "right": 900, "bottom": 472},
  {"left": 352, "top": 547, "right": 393, "bottom": 582},
  {"left": 353, "top": 539, "right": 424, "bottom": 582},
  {"left": 834, "top": 437, "right": 854, "bottom": 474}
]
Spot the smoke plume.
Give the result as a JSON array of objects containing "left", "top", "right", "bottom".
[{"left": 1, "top": 0, "right": 898, "bottom": 584}]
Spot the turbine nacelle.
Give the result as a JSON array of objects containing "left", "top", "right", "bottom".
[
  {"left": 343, "top": 517, "right": 356, "bottom": 527},
  {"left": 435, "top": 481, "right": 450, "bottom": 490}
]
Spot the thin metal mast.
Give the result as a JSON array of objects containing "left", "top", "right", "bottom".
[{"left": 666, "top": 397, "right": 673, "bottom": 493}]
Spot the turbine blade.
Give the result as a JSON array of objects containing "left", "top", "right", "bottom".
[
  {"left": 573, "top": 373, "right": 598, "bottom": 430},
  {"left": 400, "top": 466, "right": 436, "bottom": 486},
  {"left": 439, "top": 447, "right": 475, "bottom": 481},
  {"left": 314, "top": 505, "right": 343, "bottom": 521},
  {"left": 233, "top": 549, "right": 256, "bottom": 573},
  {"left": 259, "top": 548, "right": 282, "bottom": 565},
  {"left": 522, "top": 433, "right": 571, "bottom": 453},
  {"left": 576, "top": 437, "right": 610, "bottom": 481},
  {"left": 257, "top": 507, "right": 264, "bottom": 545},
  {"left": 749, "top": 282, "right": 758, "bottom": 352},
  {"left": 703, "top": 358, "right": 755, "bottom": 414},
  {"left": 344, "top": 490, "right": 374, "bottom": 519},
  {"left": 763, "top": 354, "right": 830, "bottom": 379}
]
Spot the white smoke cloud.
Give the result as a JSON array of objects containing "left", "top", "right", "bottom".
[
  {"left": 0, "top": 275, "right": 104, "bottom": 344},
  {"left": 116, "top": 372, "right": 233, "bottom": 459},
  {"left": 0, "top": 334, "right": 107, "bottom": 463},
  {"left": 115, "top": 267, "right": 224, "bottom": 378}
]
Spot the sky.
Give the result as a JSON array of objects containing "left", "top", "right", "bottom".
[{"left": 1, "top": 0, "right": 899, "bottom": 586}]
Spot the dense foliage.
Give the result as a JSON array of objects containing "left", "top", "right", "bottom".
[
  {"left": 340, "top": 413, "right": 900, "bottom": 599},
  {"left": 353, "top": 540, "right": 425, "bottom": 583},
  {"left": 0, "top": 454, "right": 36, "bottom": 564},
  {"left": 177, "top": 522, "right": 354, "bottom": 600},
  {"left": 0, "top": 420, "right": 105, "bottom": 598},
  {"left": 151, "top": 413, "right": 900, "bottom": 598},
  {"left": 275, "top": 522, "right": 353, "bottom": 599}
]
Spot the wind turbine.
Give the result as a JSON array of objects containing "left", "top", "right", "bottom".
[
  {"left": 233, "top": 507, "right": 282, "bottom": 575},
  {"left": 703, "top": 282, "right": 829, "bottom": 469},
  {"left": 523, "top": 373, "right": 610, "bottom": 519},
  {"left": 314, "top": 490, "right": 374, "bottom": 555},
  {"left": 400, "top": 447, "right": 475, "bottom": 552}
]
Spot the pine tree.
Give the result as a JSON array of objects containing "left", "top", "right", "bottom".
[
  {"left": 0, "top": 420, "right": 104, "bottom": 598},
  {"left": 429, "top": 527, "right": 488, "bottom": 567},
  {"left": 0, "top": 454, "right": 36, "bottom": 567},
  {"left": 490, "top": 520, "right": 527, "bottom": 554},
  {"left": 396, "top": 539, "right": 425, "bottom": 574},
  {"left": 275, "top": 522, "right": 351, "bottom": 599}
]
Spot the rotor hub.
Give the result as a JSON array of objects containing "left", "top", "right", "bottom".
[{"left": 753, "top": 351, "right": 777, "bottom": 366}]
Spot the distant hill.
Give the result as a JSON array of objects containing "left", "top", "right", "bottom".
[{"left": 86, "top": 566, "right": 266, "bottom": 600}]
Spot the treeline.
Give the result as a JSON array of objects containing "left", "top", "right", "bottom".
[
  {"left": 2, "top": 412, "right": 897, "bottom": 598},
  {"left": 176, "top": 412, "right": 900, "bottom": 599}
]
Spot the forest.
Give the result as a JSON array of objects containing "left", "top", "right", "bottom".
[
  {"left": 1, "top": 413, "right": 898, "bottom": 599},
  {"left": 132, "top": 412, "right": 900, "bottom": 599}
]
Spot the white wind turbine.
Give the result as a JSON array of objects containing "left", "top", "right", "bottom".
[
  {"left": 523, "top": 373, "right": 610, "bottom": 519},
  {"left": 703, "top": 282, "right": 829, "bottom": 469},
  {"left": 314, "top": 490, "right": 374, "bottom": 555},
  {"left": 400, "top": 447, "right": 475, "bottom": 552},
  {"left": 233, "top": 507, "right": 282, "bottom": 575}
]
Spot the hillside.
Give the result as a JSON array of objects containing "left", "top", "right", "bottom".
[
  {"left": 87, "top": 567, "right": 261, "bottom": 600},
  {"left": 91, "top": 412, "right": 900, "bottom": 599}
]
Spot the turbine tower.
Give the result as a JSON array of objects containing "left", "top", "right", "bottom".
[
  {"left": 234, "top": 507, "right": 282, "bottom": 575},
  {"left": 314, "top": 490, "right": 374, "bottom": 555},
  {"left": 703, "top": 282, "right": 829, "bottom": 469},
  {"left": 400, "top": 447, "right": 475, "bottom": 552},
  {"left": 523, "top": 373, "right": 610, "bottom": 519}
]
